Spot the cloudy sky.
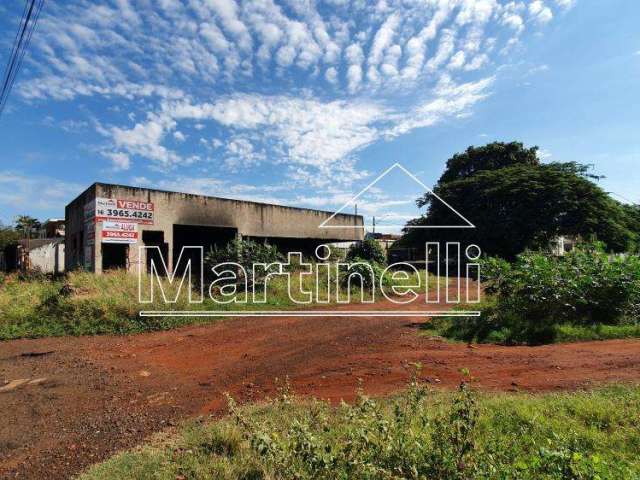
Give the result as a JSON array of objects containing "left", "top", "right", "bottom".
[{"left": 0, "top": 0, "right": 638, "bottom": 230}]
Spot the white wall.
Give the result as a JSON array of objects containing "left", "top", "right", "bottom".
[{"left": 29, "top": 242, "right": 65, "bottom": 274}]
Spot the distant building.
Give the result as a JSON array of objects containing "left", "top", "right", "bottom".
[
  {"left": 2, "top": 238, "right": 65, "bottom": 274},
  {"left": 40, "top": 219, "right": 65, "bottom": 238},
  {"left": 0, "top": 218, "right": 65, "bottom": 273}
]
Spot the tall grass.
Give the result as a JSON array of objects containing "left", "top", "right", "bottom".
[
  {"left": 80, "top": 381, "right": 640, "bottom": 480},
  {"left": 0, "top": 267, "right": 433, "bottom": 340},
  {"left": 0, "top": 271, "right": 197, "bottom": 339}
]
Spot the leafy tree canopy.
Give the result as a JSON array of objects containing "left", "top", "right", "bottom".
[
  {"left": 437, "top": 141, "right": 540, "bottom": 184},
  {"left": 404, "top": 143, "right": 637, "bottom": 259},
  {"left": 0, "top": 223, "right": 20, "bottom": 251},
  {"left": 14, "top": 215, "right": 41, "bottom": 238}
]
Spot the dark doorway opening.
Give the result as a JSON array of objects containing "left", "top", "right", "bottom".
[
  {"left": 143, "top": 230, "right": 169, "bottom": 274},
  {"left": 3, "top": 244, "right": 18, "bottom": 271},
  {"left": 173, "top": 224, "right": 237, "bottom": 276},
  {"left": 102, "top": 243, "right": 128, "bottom": 270}
]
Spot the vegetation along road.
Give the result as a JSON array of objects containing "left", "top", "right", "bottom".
[{"left": 2, "top": 292, "right": 640, "bottom": 479}]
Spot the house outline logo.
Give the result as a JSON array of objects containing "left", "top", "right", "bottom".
[{"left": 319, "top": 162, "right": 475, "bottom": 230}]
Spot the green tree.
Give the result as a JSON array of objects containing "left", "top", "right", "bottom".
[
  {"left": 0, "top": 223, "right": 20, "bottom": 250},
  {"left": 14, "top": 215, "right": 41, "bottom": 239},
  {"left": 405, "top": 146, "right": 636, "bottom": 259},
  {"left": 621, "top": 204, "right": 640, "bottom": 253},
  {"left": 437, "top": 141, "right": 540, "bottom": 184}
]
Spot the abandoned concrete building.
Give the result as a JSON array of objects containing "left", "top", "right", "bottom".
[{"left": 65, "top": 183, "right": 364, "bottom": 274}]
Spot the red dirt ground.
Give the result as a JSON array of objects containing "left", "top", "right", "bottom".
[{"left": 2, "top": 293, "right": 640, "bottom": 478}]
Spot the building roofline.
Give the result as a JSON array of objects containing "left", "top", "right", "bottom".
[
  {"left": 66, "top": 182, "right": 99, "bottom": 210},
  {"left": 73, "top": 182, "right": 363, "bottom": 221}
]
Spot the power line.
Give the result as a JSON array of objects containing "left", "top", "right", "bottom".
[{"left": 0, "top": 0, "right": 45, "bottom": 117}]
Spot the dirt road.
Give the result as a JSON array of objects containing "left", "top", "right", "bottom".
[{"left": 2, "top": 297, "right": 640, "bottom": 478}]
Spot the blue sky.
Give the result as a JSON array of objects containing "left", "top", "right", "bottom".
[{"left": 0, "top": 0, "right": 638, "bottom": 231}]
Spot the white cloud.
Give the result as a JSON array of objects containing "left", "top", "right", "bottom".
[
  {"left": 448, "top": 51, "right": 466, "bottom": 69},
  {"left": 324, "top": 66, "right": 338, "bottom": 84},
  {"left": 347, "top": 65, "right": 363, "bottom": 93},
  {"left": 135, "top": 176, "right": 290, "bottom": 206},
  {"left": 110, "top": 115, "right": 178, "bottom": 166},
  {"left": 166, "top": 95, "right": 389, "bottom": 171},
  {"left": 456, "top": 0, "right": 497, "bottom": 26},
  {"left": 0, "top": 172, "right": 83, "bottom": 218},
  {"left": 502, "top": 13, "right": 524, "bottom": 32},
  {"left": 538, "top": 148, "right": 552, "bottom": 160},
  {"left": 276, "top": 45, "right": 296, "bottom": 66},
  {"left": 464, "top": 53, "right": 488, "bottom": 71},
  {"left": 553, "top": 0, "right": 576, "bottom": 9},
  {"left": 204, "top": 0, "right": 252, "bottom": 52},
  {"left": 173, "top": 131, "right": 186, "bottom": 142},
  {"left": 13, "top": 0, "right": 570, "bottom": 184},
  {"left": 21, "top": 0, "right": 563, "bottom": 101},
  {"left": 425, "top": 29, "right": 456, "bottom": 71},
  {"left": 105, "top": 152, "right": 131, "bottom": 170},
  {"left": 224, "top": 136, "right": 265, "bottom": 170},
  {"left": 345, "top": 43, "right": 365, "bottom": 64},
  {"left": 529, "top": 1, "right": 553, "bottom": 24},
  {"left": 527, "top": 64, "right": 550, "bottom": 75},
  {"left": 386, "top": 75, "right": 495, "bottom": 137},
  {"left": 200, "top": 22, "right": 231, "bottom": 52},
  {"left": 368, "top": 12, "right": 401, "bottom": 68},
  {"left": 104, "top": 73, "right": 494, "bottom": 182}
]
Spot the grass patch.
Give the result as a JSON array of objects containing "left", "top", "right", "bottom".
[
  {"left": 555, "top": 323, "right": 640, "bottom": 342},
  {"left": 80, "top": 381, "right": 640, "bottom": 479},
  {"left": 422, "top": 300, "right": 640, "bottom": 345},
  {"left": 0, "top": 267, "right": 435, "bottom": 340}
]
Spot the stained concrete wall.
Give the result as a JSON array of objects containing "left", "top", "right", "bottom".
[
  {"left": 66, "top": 183, "right": 363, "bottom": 273},
  {"left": 65, "top": 184, "right": 95, "bottom": 271},
  {"left": 28, "top": 241, "right": 65, "bottom": 274}
]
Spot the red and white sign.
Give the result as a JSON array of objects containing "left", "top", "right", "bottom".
[
  {"left": 101, "top": 221, "right": 138, "bottom": 244},
  {"left": 94, "top": 197, "right": 154, "bottom": 225}
]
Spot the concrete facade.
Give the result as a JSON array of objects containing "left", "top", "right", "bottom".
[{"left": 65, "top": 183, "right": 363, "bottom": 273}]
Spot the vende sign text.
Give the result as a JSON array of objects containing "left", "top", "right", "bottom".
[{"left": 94, "top": 197, "right": 155, "bottom": 224}]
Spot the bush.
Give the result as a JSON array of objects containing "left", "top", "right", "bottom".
[
  {"left": 0, "top": 224, "right": 20, "bottom": 251},
  {"left": 472, "top": 244, "right": 640, "bottom": 344},
  {"left": 338, "top": 256, "right": 389, "bottom": 291},
  {"left": 81, "top": 382, "right": 640, "bottom": 480},
  {"left": 227, "top": 375, "right": 480, "bottom": 480},
  {"left": 346, "top": 238, "right": 386, "bottom": 264}
]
